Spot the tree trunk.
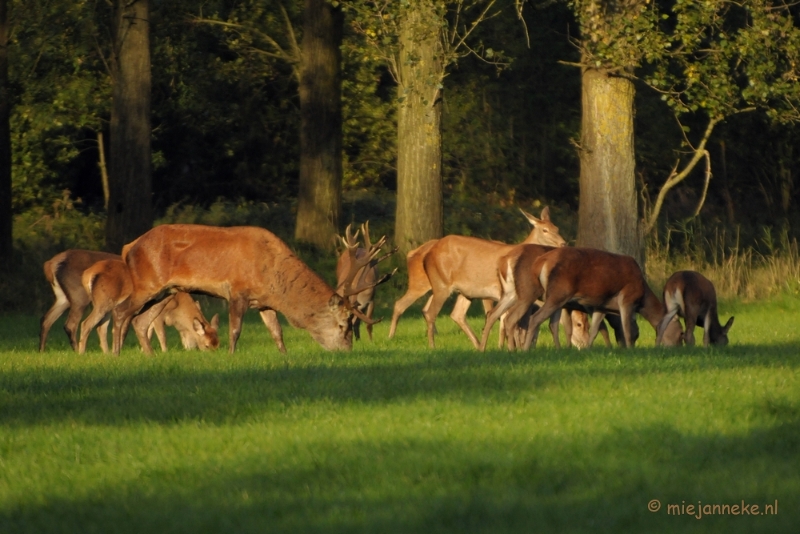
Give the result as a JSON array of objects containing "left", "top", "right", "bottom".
[
  {"left": 0, "top": 0, "right": 11, "bottom": 270},
  {"left": 106, "top": 0, "right": 153, "bottom": 253},
  {"left": 294, "top": 0, "right": 343, "bottom": 249},
  {"left": 394, "top": 2, "right": 443, "bottom": 254},
  {"left": 577, "top": 67, "right": 642, "bottom": 265}
]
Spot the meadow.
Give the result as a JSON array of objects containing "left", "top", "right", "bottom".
[{"left": 0, "top": 296, "right": 798, "bottom": 533}]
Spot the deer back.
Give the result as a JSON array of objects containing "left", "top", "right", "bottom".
[
  {"left": 45, "top": 250, "right": 120, "bottom": 305},
  {"left": 81, "top": 258, "right": 134, "bottom": 308},
  {"left": 124, "top": 224, "right": 353, "bottom": 350}
]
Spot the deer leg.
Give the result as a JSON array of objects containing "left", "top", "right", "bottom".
[
  {"left": 587, "top": 311, "right": 606, "bottom": 347},
  {"left": 112, "top": 293, "right": 155, "bottom": 356},
  {"left": 227, "top": 297, "right": 248, "bottom": 353},
  {"left": 132, "top": 298, "right": 174, "bottom": 356},
  {"left": 598, "top": 319, "right": 612, "bottom": 347},
  {"left": 64, "top": 304, "right": 88, "bottom": 352},
  {"left": 389, "top": 287, "right": 431, "bottom": 339},
  {"left": 449, "top": 294, "right": 479, "bottom": 349},
  {"left": 365, "top": 301, "right": 375, "bottom": 341},
  {"left": 259, "top": 309, "right": 286, "bottom": 353},
  {"left": 148, "top": 319, "right": 169, "bottom": 352},
  {"left": 549, "top": 309, "right": 563, "bottom": 348},
  {"left": 423, "top": 288, "right": 449, "bottom": 349},
  {"left": 702, "top": 312, "right": 713, "bottom": 347},
  {"left": 97, "top": 318, "right": 110, "bottom": 353},
  {"left": 79, "top": 305, "right": 111, "bottom": 355},
  {"left": 479, "top": 292, "right": 517, "bottom": 352},
  {"left": 524, "top": 298, "right": 565, "bottom": 350},
  {"left": 39, "top": 297, "right": 71, "bottom": 352},
  {"left": 618, "top": 305, "right": 636, "bottom": 348}
]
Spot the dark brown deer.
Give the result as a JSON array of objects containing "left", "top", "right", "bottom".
[
  {"left": 112, "top": 224, "right": 394, "bottom": 355},
  {"left": 40, "top": 249, "right": 121, "bottom": 352},
  {"left": 480, "top": 246, "right": 683, "bottom": 350},
  {"left": 657, "top": 270, "right": 734, "bottom": 346},
  {"left": 335, "top": 222, "right": 396, "bottom": 341},
  {"left": 78, "top": 258, "right": 220, "bottom": 354},
  {"left": 388, "top": 207, "right": 567, "bottom": 348}
]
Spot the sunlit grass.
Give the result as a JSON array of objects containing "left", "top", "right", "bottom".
[{"left": 0, "top": 299, "right": 798, "bottom": 533}]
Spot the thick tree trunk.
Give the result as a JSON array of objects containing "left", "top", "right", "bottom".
[
  {"left": 394, "top": 2, "right": 443, "bottom": 255},
  {"left": 106, "top": 0, "right": 153, "bottom": 253},
  {"left": 294, "top": 0, "right": 343, "bottom": 249},
  {"left": 0, "top": 0, "right": 11, "bottom": 269},
  {"left": 577, "top": 67, "right": 642, "bottom": 265}
]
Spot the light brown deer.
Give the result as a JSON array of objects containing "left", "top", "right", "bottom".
[
  {"left": 77, "top": 258, "right": 220, "bottom": 354},
  {"left": 146, "top": 292, "right": 221, "bottom": 351},
  {"left": 112, "top": 224, "right": 394, "bottom": 355},
  {"left": 40, "top": 249, "right": 119, "bottom": 352},
  {"left": 335, "top": 222, "right": 396, "bottom": 341},
  {"left": 657, "top": 270, "right": 734, "bottom": 346},
  {"left": 480, "top": 246, "right": 683, "bottom": 350},
  {"left": 388, "top": 207, "right": 567, "bottom": 348}
]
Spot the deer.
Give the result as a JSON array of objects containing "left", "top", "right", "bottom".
[
  {"left": 656, "top": 270, "right": 734, "bottom": 346},
  {"left": 480, "top": 246, "right": 683, "bottom": 351},
  {"left": 387, "top": 207, "right": 568, "bottom": 349},
  {"left": 146, "top": 292, "right": 221, "bottom": 352},
  {"left": 40, "top": 249, "right": 120, "bottom": 352},
  {"left": 111, "top": 224, "right": 394, "bottom": 355},
  {"left": 335, "top": 221, "right": 396, "bottom": 341},
  {"left": 77, "top": 258, "right": 220, "bottom": 354}
]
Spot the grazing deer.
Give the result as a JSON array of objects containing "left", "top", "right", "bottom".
[
  {"left": 657, "top": 270, "right": 734, "bottom": 346},
  {"left": 40, "top": 249, "right": 121, "bottom": 352},
  {"left": 146, "top": 292, "right": 221, "bottom": 351},
  {"left": 77, "top": 258, "right": 220, "bottom": 354},
  {"left": 481, "top": 246, "right": 683, "bottom": 350},
  {"left": 388, "top": 207, "right": 567, "bottom": 348},
  {"left": 112, "top": 224, "right": 394, "bottom": 355},
  {"left": 336, "top": 222, "right": 396, "bottom": 341}
]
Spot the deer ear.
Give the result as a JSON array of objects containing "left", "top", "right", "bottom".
[
  {"left": 540, "top": 206, "right": 551, "bottom": 222},
  {"left": 723, "top": 316, "right": 734, "bottom": 333},
  {"left": 210, "top": 314, "right": 220, "bottom": 330},
  {"left": 193, "top": 318, "right": 205, "bottom": 336},
  {"left": 519, "top": 208, "right": 540, "bottom": 227}
]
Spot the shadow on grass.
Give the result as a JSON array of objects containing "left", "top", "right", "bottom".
[
  {"left": 1, "top": 343, "right": 799, "bottom": 427},
  {"left": 1, "top": 409, "right": 797, "bottom": 534}
]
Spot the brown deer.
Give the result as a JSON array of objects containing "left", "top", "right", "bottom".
[
  {"left": 112, "top": 224, "right": 394, "bottom": 355},
  {"left": 388, "top": 207, "right": 567, "bottom": 348},
  {"left": 77, "top": 258, "right": 220, "bottom": 354},
  {"left": 335, "top": 222, "right": 396, "bottom": 341},
  {"left": 656, "top": 270, "right": 734, "bottom": 346},
  {"left": 146, "top": 292, "right": 221, "bottom": 351},
  {"left": 480, "top": 246, "right": 683, "bottom": 350},
  {"left": 40, "top": 249, "right": 121, "bottom": 352}
]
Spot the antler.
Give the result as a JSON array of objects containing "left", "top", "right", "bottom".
[
  {"left": 340, "top": 223, "right": 360, "bottom": 251},
  {"left": 335, "top": 223, "right": 398, "bottom": 325}
]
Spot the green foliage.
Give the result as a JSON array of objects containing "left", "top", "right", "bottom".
[{"left": 9, "top": 0, "right": 110, "bottom": 211}]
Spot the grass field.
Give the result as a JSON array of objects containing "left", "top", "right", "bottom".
[{"left": 0, "top": 297, "right": 798, "bottom": 533}]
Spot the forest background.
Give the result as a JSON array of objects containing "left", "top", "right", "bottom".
[{"left": 2, "top": 0, "right": 800, "bottom": 313}]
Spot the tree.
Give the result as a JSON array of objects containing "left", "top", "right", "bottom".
[
  {"left": 564, "top": 0, "right": 800, "bottom": 263},
  {"left": 294, "top": 0, "right": 344, "bottom": 248},
  {"left": 0, "top": 0, "right": 11, "bottom": 269},
  {"left": 106, "top": 0, "right": 153, "bottom": 253},
  {"left": 346, "top": 0, "right": 506, "bottom": 253}
]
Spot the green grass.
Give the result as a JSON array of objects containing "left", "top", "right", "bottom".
[{"left": 0, "top": 299, "right": 798, "bottom": 533}]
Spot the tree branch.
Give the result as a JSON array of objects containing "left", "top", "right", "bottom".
[{"left": 643, "top": 117, "right": 719, "bottom": 234}]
